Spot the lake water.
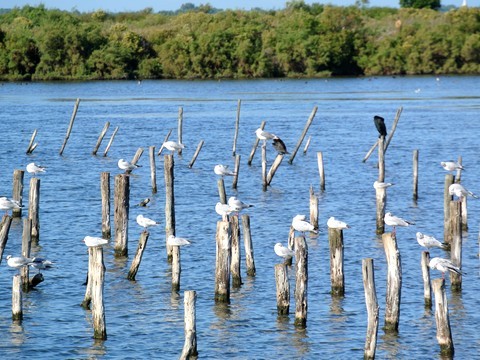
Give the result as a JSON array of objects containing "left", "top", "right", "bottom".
[{"left": 0, "top": 76, "right": 479, "bottom": 359}]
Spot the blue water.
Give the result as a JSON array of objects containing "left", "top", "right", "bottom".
[{"left": 0, "top": 76, "right": 479, "bottom": 359}]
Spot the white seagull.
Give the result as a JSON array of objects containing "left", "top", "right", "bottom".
[
  {"left": 327, "top": 216, "right": 350, "bottom": 230},
  {"left": 83, "top": 236, "right": 109, "bottom": 247},
  {"left": 373, "top": 181, "right": 394, "bottom": 189},
  {"left": 274, "top": 243, "right": 295, "bottom": 259},
  {"left": 167, "top": 234, "right": 191, "bottom": 246},
  {"left": 136, "top": 214, "right": 159, "bottom": 230},
  {"left": 215, "top": 202, "right": 234, "bottom": 220},
  {"left": 214, "top": 164, "right": 236, "bottom": 177},
  {"left": 6, "top": 255, "right": 33, "bottom": 270},
  {"left": 292, "top": 214, "right": 318, "bottom": 234},
  {"left": 162, "top": 140, "right": 185, "bottom": 153},
  {"left": 29, "top": 257, "right": 54, "bottom": 273},
  {"left": 449, "top": 183, "right": 478, "bottom": 199},
  {"left": 255, "top": 128, "right": 277, "bottom": 142},
  {"left": 441, "top": 161, "right": 464, "bottom": 172},
  {"left": 384, "top": 212, "right": 414, "bottom": 234},
  {"left": 26, "top": 162, "right": 46, "bottom": 176},
  {"left": 228, "top": 196, "right": 253, "bottom": 213},
  {"left": 416, "top": 232, "right": 446, "bottom": 250},
  {"left": 0, "top": 197, "right": 22, "bottom": 214},
  {"left": 118, "top": 159, "right": 140, "bottom": 172},
  {"left": 429, "top": 257, "right": 463, "bottom": 279}
]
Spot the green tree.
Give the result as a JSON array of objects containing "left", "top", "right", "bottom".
[{"left": 400, "top": 0, "right": 441, "bottom": 10}]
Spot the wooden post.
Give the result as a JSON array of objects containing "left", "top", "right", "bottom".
[
  {"left": 92, "top": 121, "right": 110, "bottom": 155},
  {"left": 455, "top": 155, "right": 462, "bottom": 183},
  {"left": 26, "top": 129, "right": 38, "bottom": 154},
  {"left": 164, "top": 154, "right": 175, "bottom": 263},
  {"left": 432, "top": 278, "right": 454, "bottom": 356},
  {"left": 126, "top": 147, "right": 143, "bottom": 174},
  {"left": 449, "top": 201, "right": 462, "bottom": 291},
  {"left": 21, "top": 218, "right": 32, "bottom": 292},
  {"left": 177, "top": 107, "right": 183, "bottom": 156},
  {"left": 421, "top": 251, "right": 432, "bottom": 308},
  {"left": 303, "top": 135, "right": 311, "bottom": 154},
  {"left": 309, "top": 186, "right": 318, "bottom": 231},
  {"left": 384, "top": 106, "right": 402, "bottom": 153},
  {"left": 172, "top": 245, "right": 181, "bottom": 292},
  {"left": 266, "top": 154, "right": 284, "bottom": 186},
  {"left": 12, "top": 169, "right": 24, "bottom": 218},
  {"left": 180, "top": 290, "right": 198, "bottom": 359},
  {"left": 103, "top": 126, "right": 119, "bottom": 157},
  {"left": 413, "top": 149, "right": 419, "bottom": 201},
  {"left": 28, "top": 177, "right": 40, "bottom": 241},
  {"left": 383, "top": 232, "right": 402, "bottom": 332},
  {"left": 375, "top": 187, "right": 386, "bottom": 235},
  {"left": 317, "top": 152, "right": 325, "bottom": 191},
  {"left": 114, "top": 174, "right": 129, "bottom": 257},
  {"left": 289, "top": 106, "right": 317, "bottom": 165},
  {"left": 247, "top": 121, "right": 266, "bottom": 166},
  {"left": 59, "top": 98, "right": 80, "bottom": 155},
  {"left": 362, "top": 258, "right": 379, "bottom": 360},
  {"left": 101, "top": 172, "right": 111, "bottom": 239},
  {"left": 461, "top": 197, "right": 468, "bottom": 231},
  {"left": 232, "top": 99, "right": 241, "bottom": 157},
  {"left": 378, "top": 136, "right": 385, "bottom": 183},
  {"left": 230, "top": 215, "right": 242, "bottom": 288},
  {"left": 294, "top": 236, "right": 308, "bottom": 328},
  {"left": 91, "top": 246, "right": 107, "bottom": 340},
  {"left": 0, "top": 215, "right": 13, "bottom": 264},
  {"left": 328, "top": 228, "right": 344, "bottom": 296},
  {"left": 261, "top": 143, "right": 267, "bottom": 191},
  {"left": 443, "top": 174, "right": 454, "bottom": 243},
  {"left": 362, "top": 139, "right": 379, "bottom": 163},
  {"left": 286, "top": 226, "right": 295, "bottom": 266},
  {"left": 241, "top": 214, "right": 256, "bottom": 276},
  {"left": 127, "top": 231, "right": 149, "bottom": 281},
  {"left": 81, "top": 247, "right": 94, "bottom": 309},
  {"left": 217, "top": 178, "right": 227, "bottom": 204},
  {"left": 232, "top": 154, "right": 240, "bottom": 190},
  {"left": 188, "top": 140, "right": 204, "bottom": 169},
  {"left": 275, "top": 263, "right": 290, "bottom": 315},
  {"left": 149, "top": 146, "right": 157, "bottom": 193},
  {"left": 157, "top": 129, "right": 173, "bottom": 156},
  {"left": 215, "top": 221, "right": 231, "bottom": 303},
  {"left": 12, "top": 274, "right": 23, "bottom": 321}
]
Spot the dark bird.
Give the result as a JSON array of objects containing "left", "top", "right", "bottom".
[
  {"left": 373, "top": 115, "right": 387, "bottom": 139},
  {"left": 137, "top": 197, "right": 151, "bottom": 207},
  {"left": 272, "top": 137, "right": 289, "bottom": 155}
]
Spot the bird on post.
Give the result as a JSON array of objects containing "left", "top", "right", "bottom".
[
  {"left": 272, "top": 137, "right": 289, "bottom": 155},
  {"left": 136, "top": 214, "right": 159, "bottom": 231},
  {"left": 0, "top": 197, "right": 22, "bottom": 215},
  {"left": 162, "top": 140, "right": 185, "bottom": 154},
  {"left": 214, "top": 164, "right": 236, "bottom": 178},
  {"left": 274, "top": 243, "right": 295, "bottom": 260},
  {"left": 327, "top": 216, "right": 350, "bottom": 230},
  {"left": 26, "top": 162, "right": 46, "bottom": 177},
  {"left": 384, "top": 212, "right": 414, "bottom": 235},
  {"left": 441, "top": 161, "right": 464, "bottom": 172},
  {"left": 429, "top": 257, "right": 464, "bottom": 279},
  {"left": 83, "top": 236, "right": 109, "bottom": 247},
  {"left": 373, "top": 115, "right": 387, "bottom": 140},
  {"left": 449, "top": 183, "right": 478, "bottom": 199},
  {"left": 228, "top": 196, "right": 253, "bottom": 215},
  {"left": 292, "top": 214, "right": 318, "bottom": 235},
  {"left": 118, "top": 159, "right": 140, "bottom": 173},
  {"left": 416, "top": 232, "right": 446, "bottom": 251}
]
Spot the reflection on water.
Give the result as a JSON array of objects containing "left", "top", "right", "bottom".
[{"left": 9, "top": 321, "right": 26, "bottom": 347}]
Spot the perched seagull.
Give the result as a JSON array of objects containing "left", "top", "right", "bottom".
[
  {"left": 274, "top": 243, "right": 295, "bottom": 260},
  {"left": 373, "top": 115, "right": 387, "bottom": 139},
  {"left": 373, "top": 181, "right": 394, "bottom": 190},
  {"left": 167, "top": 234, "right": 191, "bottom": 246},
  {"left": 0, "top": 197, "right": 22, "bottom": 214},
  {"left": 6, "top": 255, "right": 33, "bottom": 270},
  {"left": 26, "top": 162, "right": 46, "bottom": 177},
  {"left": 416, "top": 232, "right": 446, "bottom": 250},
  {"left": 163, "top": 140, "right": 185, "bottom": 153},
  {"left": 255, "top": 128, "right": 277, "bottom": 143},
  {"left": 441, "top": 161, "right": 464, "bottom": 172},
  {"left": 449, "top": 183, "right": 478, "bottom": 199},
  {"left": 327, "top": 216, "right": 350, "bottom": 230},
  {"left": 214, "top": 164, "right": 236, "bottom": 177},
  {"left": 137, "top": 198, "right": 151, "bottom": 207},
  {"left": 215, "top": 202, "right": 234, "bottom": 220},
  {"left": 118, "top": 158, "right": 140, "bottom": 172},
  {"left": 136, "top": 214, "right": 159, "bottom": 230},
  {"left": 83, "top": 236, "right": 109, "bottom": 247},
  {"left": 272, "top": 137, "right": 289, "bottom": 155},
  {"left": 29, "top": 257, "right": 54, "bottom": 273},
  {"left": 228, "top": 196, "right": 253, "bottom": 213},
  {"left": 384, "top": 212, "right": 414, "bottom": 234},
  {"left": 292, "top": 214, "right": 318, "bottom": 235},
  {"left": 429, "top": 257, "right": 463, "bottom": 279}
]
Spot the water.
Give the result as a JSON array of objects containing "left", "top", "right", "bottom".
[{"left": 0, "top": 76, "right": 479, "bottom": 359}]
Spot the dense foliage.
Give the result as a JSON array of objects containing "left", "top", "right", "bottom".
[{"left": 0, "top": 4, "right": 479, "bottom": 80}]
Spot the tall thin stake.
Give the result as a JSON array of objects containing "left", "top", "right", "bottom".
[
  {"left": 59, "top": 98, "right": 80, "bottom": 155},
  {"left": 232, "top": 99, "right": 241, "bottom": 156},
  {"left": 289, "top": 106, "right": 317, "bottom": 165}
]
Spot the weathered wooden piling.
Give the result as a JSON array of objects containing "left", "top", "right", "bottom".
[
  {"left": 12, "top": 274, "right": 23, "bottom": 321},
  {"left": 261, "top": 143, "right": 267, "bottom": 191},
  {"left": 294, "top": 236, "right": 308, "bottom": 328},
  {"left": 188, "top": 140, "right": 204, "bottom": 169},
  {"left": 461, "top": 197, "right": 468, "bottom": 231},
  {"left": 289, "top": 106, "right": 317, "bottom": 165},
  {"left": 0, "top": 215, "right": 13, "bottom": 263},
  {"left": 303, "top": 135, "right": 311, "bottom": 154},
  {"left": 92, "top": 122, "right": 110, "bottom": 155},
  {"left": 164, "top": 154, "right": 175, "bottom": 263},
  {"left": 328, "top": 228, "right": 344, "bottom": 296},
  {"left": 217, "top": 178, "right": 227, "bottom": 204},
  {"left": 157, "top": 129, "right": 173, "bottom": 156},
  {"left": 127, "top": 147, "right": 143, "bottom": 174},
  {"left": 215, "top": 221, "right": 231, "bottom": 303},
  {"left": 455, "top": 156, "right": 462, "bottom": 183},
  {"left": 309, "top": 186, "right": 318, "bottom": 231},
  {"left": 362, "top": 139, "right": 380, "bottom": 163},
  {"left": 180, "top": 290, "right": 198, "bottom": 359},
  {"left": 114, "top": 174, "right": 129, "bottom": 257},
  {"left": 241, "top": 214, "right": 256, "bottom": 276},
  {"left": 443, "top": 174, "right": 454, "bottom": 243},
  {"left": 230, "top": 215, "right": 242, "bottom": 287},
  {"left": 172, "top": 245, "right": 181, "bottom": 292},
  {"left": 275, "top": 263, "right": 290, "bottom": 315},
  {"left": 91, "top": 246, "right": 107, "bottom": 340},
  {"left": 413, "top": 149, "right": 419, "bottom": 201},
  {"left": 362, "top": 258, "right": 379, "bottom": 360},
  {"left": 449, "top": 201, "right": 462, "bottom": 291},
  {"left": 21, "top": 218, "right": 32, "bottom": 292},
  {"left": 247, "top": 121, "right": 266, "bottom": 166},
  {"left": 149, "top": 146, "right": 157, "bottom": 193},
  {"left": 432, "top": 278, "right": 454, "bottom": 356},
  {"left": 103, "top": 126, "right": 119, "bottom": 157},
  {"left": 266, "top": 154, "right": 284, "bottom": 186},
  {"left": 317, "top": 152, "right": 325, "bottom": 191},
  {"left": 28, "top": 177, "right": 40, "bottom": 241},
  {"left": 101, "top": 172, "right": 111, "bottom": 239},
  {"left": 26, "top": 129, "right": 38, "bottom": 154},
  {"left": 81, "top": 247, "right": 94, "bottom": 309},
  {"left": 421, "top": 251, "right": 432, "bottom": 308},
  {"left": 177, "top": 107, "right": 184, "bottom": 156},
  {"left": 59, "top": 97, "right": 80, "bottom": 155},
  {"left": 232, "top": 99, "right": 241, "bottom": 157},
  {"left": 384, "top": 107, "right": 402, "bottom": 153},
  {"left": 383, "top": 232, "right": 402, "bottom": 331},
  {"left": 286, "top": 226, "right": 295, "bottom": 266},
  {"left": 375, "top": 186, "right": 387, "bottom": 235},
  {"left": 127, "top": 231, "right": 150, "bottom": 281},
  {"left": 12, "top": 169, "right": 24, "bottom": 218},
  {"left": 232, "top": 154, "right": 240, "bottom": 189},
  {"left": 378, "top": 136, "right": 385, "bottom": 183}
]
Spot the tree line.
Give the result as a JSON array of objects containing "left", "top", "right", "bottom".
[{"left": 0, "top": 4, "right": 479, "bottom": 81}]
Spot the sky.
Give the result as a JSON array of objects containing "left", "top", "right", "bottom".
[{"left": 1, "top": 0, "right": 477, "bottom": 12}]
